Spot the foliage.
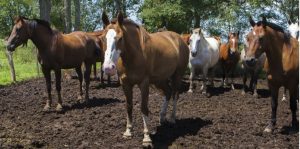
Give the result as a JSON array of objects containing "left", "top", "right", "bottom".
[{"left": 0, "top": 40, "right": 40, "bottom": 85}]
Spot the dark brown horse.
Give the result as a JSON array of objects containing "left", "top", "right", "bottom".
[
  {"left": 6, "top": 17, "right": 100, "bottom": 111},
  {"left": 219, "top": 32, "right": 240, "bottom": 90},
  {"left": 101, "top": 12, "right": 189, "bottom": 147},
  {"left": 245, "top": 16, "right": 299, "bottom": 132},
  {"left": 86, "top": 30, "right": 111, "bottom": 84}
]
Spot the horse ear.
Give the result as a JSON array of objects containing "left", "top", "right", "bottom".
[
  {"left": 288, "top": 19, "right": 292, "bottom": 25},
  {"left": 102, "top": 11, "right": 110, "bottom": 27},
  {"left": 117, "top": 11, "right": 124, "bottom": 26},
  {"left": 262, "top": 16, "right": 267, "bottom": 28},
  {"left": 189, "top": 27, "right": 193, "bottom": 33},
  {"left": 14, "top": 16, "right": 24, "bottom": 24},
  {"left": 249, "top": 16, "right": 255, "bottom": 27}
]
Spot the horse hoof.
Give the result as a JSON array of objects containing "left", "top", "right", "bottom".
[
  {"left": 253, "top": 93, "right": 258, "bottom": 98},
  {"left": 159, "top": 118, "right": 167, "bottom": 125},
  {"left": 169, "top": 118, "right": 176, "bottom": 124},
  {"left": 43, "top": 105, "right": 51, "bottom": 112},
  {"left": 188, "top": 89, "right": 193, "bottom": 93},
  {"left": 241, "top": 91, "right": 246, "bottom": 96},
  {"left": 264, "top": 125, "right": 274, "bottom": 133},
  {"left": 281, "top": 96, "right": 287, "bottom": 101},
  {"left": 77, "top": 95, "right": 83, "bottom": 100},
  {"left": 142, "top": 137, "right": 153, "bottom": 148},
  {"left": 56, "top": 104, "right": 63, "bottom": 112},
  {"left": 123, "top": 130, "right": 132, "bottom": 139}
]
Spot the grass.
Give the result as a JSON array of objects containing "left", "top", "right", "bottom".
[{"left": 0, "top": 39, "right": 41, "bottom": 86}]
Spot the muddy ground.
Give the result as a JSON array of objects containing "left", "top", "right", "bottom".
[{"left": 0, "top": 75, "right": 298, "bottom": 148}]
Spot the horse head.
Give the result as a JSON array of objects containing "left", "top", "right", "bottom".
[
  {"left": 101, "top": 12, "right": 125, "bottom": 76},
  {"left": 228, "top": 31, "right": 239, "bottom": 55},
  {"left": 189, "top": 28, "right": 203, "bottom": 57},
  {"left": 6, "top": 16, "right": 32, "bottom": 51},
  {"left": 244, "top": 16, "right": 267, "bottom": 67}
]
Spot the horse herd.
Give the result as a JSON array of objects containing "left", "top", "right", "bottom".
[{"left": 5, "top": 12, "right": 299, "bottom": 147}]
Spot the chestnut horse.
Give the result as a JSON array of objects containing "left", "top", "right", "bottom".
[
  {"left": 245, "top": 16, "right": 299, "bottom": 133},
  {"left": 219, "top": 32, "right": 240, "bottom": 90},
  {"left": 101, "top": 12, "right": 189, "bottom": 147},
  {"left": 188, "top": 28, "right": 220, "bottom": 95},
  {"left": 6, "top": 17, "right": 100, "bottom": 111}
]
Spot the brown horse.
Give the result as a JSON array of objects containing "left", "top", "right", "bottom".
[
  {"left": 86, "top": 30, "right": 111, "bottom": 84},
  {"left": 245, "top": 16, "right": 299, "bottom": 132},
  {"left": 6, "top": 16, "right": 100, "bottom": 111},
  {"left": 181, "top": 33, "right": 191, "bottom": 45},
  {"left": 219, "top": 32, "right": 240, "bottom": 90},
  {"left": 101, "top": 12, "right": 189, "bottom": 147}
]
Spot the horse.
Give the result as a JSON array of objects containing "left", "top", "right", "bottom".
[
  {"left": 219, "top": 32, "right": 240, "bottom": 90},
  {"left": 6, "top": 16, "right": 100, "bottom": 111},
  {"left": 101, "top": 12, "right": 189, "bottom": 147},
  {"left": 240, "top": 38, "right": 266, "bottom": 97},
  {"left": 188, "top": 28, "right": 220, "bottom": 95},
  {"left": 86, "top": 30, "right": 111, "bottom": 84},
  {"left": 245, "top": 16, "right": 299, "bottom": 133},
  {"left": 181, "top": 33, "right": 191, "bottom": 45}
]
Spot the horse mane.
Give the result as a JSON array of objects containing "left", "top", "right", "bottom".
[
  {"left": 18, "top": 16, "right": 54, "bottom": 34},
  {"left": 256, "top": 21, "right": 290, "bottom": 42}
]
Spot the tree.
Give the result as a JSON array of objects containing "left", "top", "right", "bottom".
[
  {"left": 74, "top": 0, "right": 80, "bottom": 31},
  {"left": 39, "top": 0, "right": 51, "bottom": 22},
  {"left": 64, "top": 0, "right": 72, "bottom": 33}
]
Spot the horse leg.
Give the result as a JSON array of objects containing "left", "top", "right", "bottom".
[
  {"left": 138, "top": 78, "right": 152, "bottom": 147},
  {"left": 100, "top": 64, "right": 104, "bottom": 84},
  {"left": 83, "top": 63, "right": 91, "bottom": 101},
  {"left": 230, "top": 68, "right": 235, "bottom": 90},
  {"left": 242, "top": 68, "right": 247, "bottom": 96},
  {"left": 188, "top": 66, "right": 195, "bottom": 93},
  {"left": 282, "top": 87, "right": 287, "bottom": 101},
  {"left": 264, "top": 85, "right": 279, "bottom": 133},
  {"left": 170, "top": 73, "right": 182, "bottom": 124},
  {"left": 122, "top": 81, "right": 134, "bottom": 138},
  {"left": 75, "top": 67, "right": 83, "bottom": 100},
  {"left": 93, "top": 62, "right": 98, "bottom": 80},
  {"left": 252, "top": 71, "right": 259, "bottom": 98},
  {"left": 54, "top": 69, "right": 63, "bottom": 111},
  {"left": 155, "top": 81, "right": 172, "bottom": 124},
  {"left": 289, "top": 87, "right": 298, "bottom": 131},
  {"left": 201, "top": 66, "right": 208, "bottom": 95},
  {"left": 42, "top": 67, "right": 52, "bottom": 111}
]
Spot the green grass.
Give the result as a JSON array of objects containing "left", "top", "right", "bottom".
[{"left": 0, "top": 39, "right": 41, "bottom": 85}]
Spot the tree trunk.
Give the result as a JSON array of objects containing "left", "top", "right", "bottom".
[
  {"left": 74, "top": 0, "right": 80, "bottom": 31},
  {"left": 64, "top": 0, "right": 72, "bottom": 33},
  {"left": 194, "top": 12, "right": 200, "bottom": 28},
  {"left": 39, "top": 0, "right": 51, "bottom": 22}
]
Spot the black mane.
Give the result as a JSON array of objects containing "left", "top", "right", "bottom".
[
  {"left": 256, "top": 21, "right": 285, "bottom": 33},
  {"left": 20, "top": 16, "right": 53, "bottom": 34}
]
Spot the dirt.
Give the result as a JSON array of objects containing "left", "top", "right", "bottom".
[{"left": 0, "top": 76, "right": 298, "bottom": 148}]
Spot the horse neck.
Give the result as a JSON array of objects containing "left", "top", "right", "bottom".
[
  {"left": 121, "top": 25, "right": 146, "bottom": 67},
  {"left": 198, "top": 34, "right": 209, "bottom": 51},
  {"left": 263, "top": 29, "right": 285, "bottom": 74},
  {"left": 30, "top": 25, "right": 55, "bottom": 53}
]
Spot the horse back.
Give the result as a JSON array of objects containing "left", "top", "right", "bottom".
[
  {"left": 282, "top": 37, "right": 299, "bottom": 73},
  {"left": 145, "top": 31, "right": 189, "bottom": 79}
]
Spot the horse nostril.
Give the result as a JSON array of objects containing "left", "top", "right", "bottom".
[{"left": 111, "top": 65, "right": 115, "bottom": 69}]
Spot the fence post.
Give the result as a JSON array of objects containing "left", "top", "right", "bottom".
[{"left": 6, "top": 50, "right": 16, "bottom": 82}]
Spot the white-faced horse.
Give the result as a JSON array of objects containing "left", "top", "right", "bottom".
[{"left": 188, "top": 28, "right": 220, "bottom": 95}]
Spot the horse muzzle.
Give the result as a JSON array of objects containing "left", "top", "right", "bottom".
[
  {"left": 245, "top": 58, "right": 257, "bottom": 67},
  {"left": 6, "top": 44, "right": 16, "bottom": 51},
  {"left": 103, "top": 62, "right": 117, "bottom": 76},
  {"left": 191, "top": 51, "right": 197, "bottom": 57}
]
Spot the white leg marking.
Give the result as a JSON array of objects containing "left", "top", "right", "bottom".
[{"left": 142, "top": 114, "right": 152, "bottom": 145}]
